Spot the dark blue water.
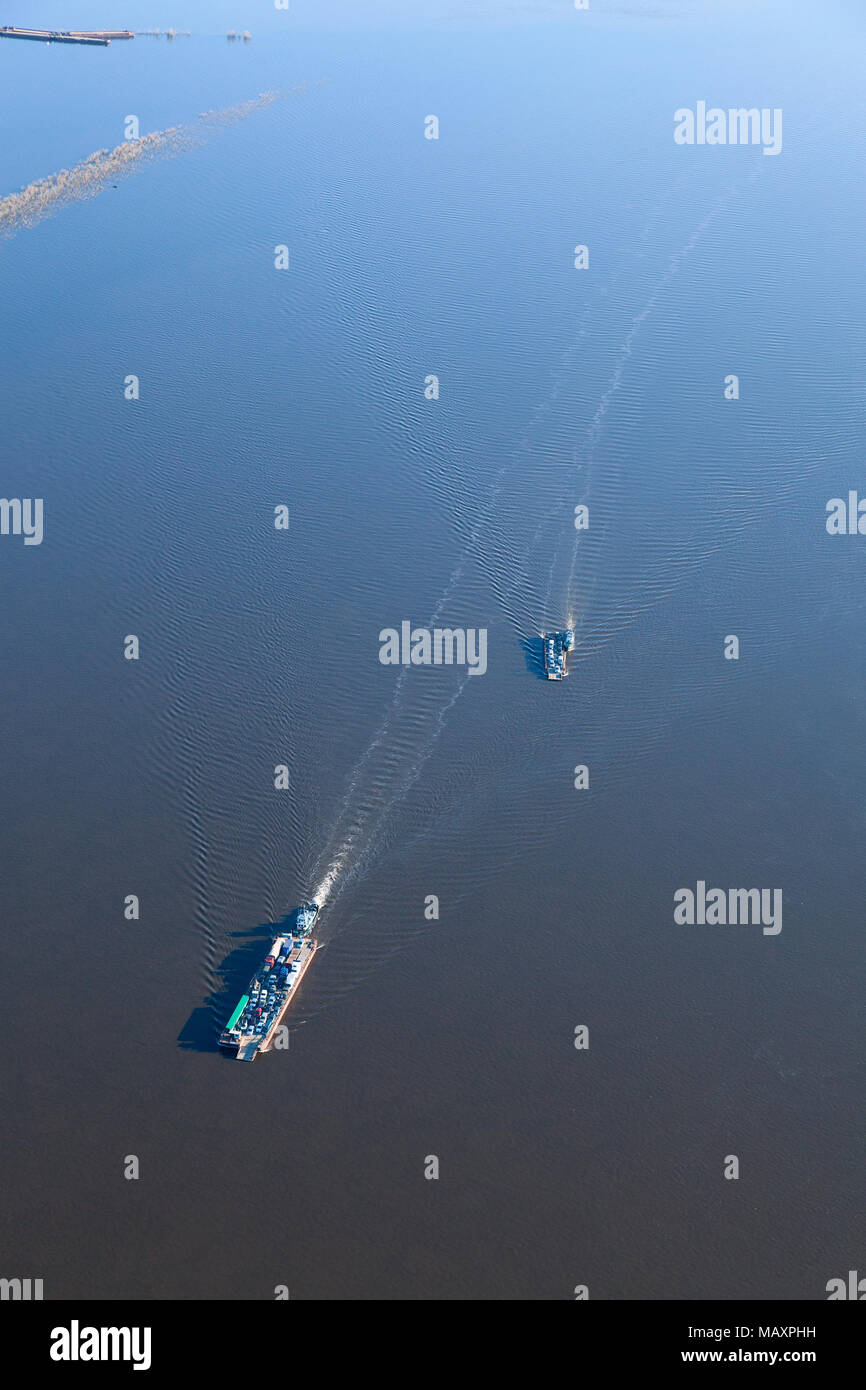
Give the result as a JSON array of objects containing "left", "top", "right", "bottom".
[{"left": 1, "top": 0, "right": 863, "bottom": 1298}]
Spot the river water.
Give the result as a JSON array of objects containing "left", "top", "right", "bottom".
[{"left": 0, "top": 0, "right": 863, "bottom": 1298}]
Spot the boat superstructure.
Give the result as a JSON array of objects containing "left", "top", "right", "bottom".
[
  {"left": 219, "top": 901, "right": 321, "bottom": 1061},
  {"left": 541, "top": 628, "right": 575, "bottom": 679}
]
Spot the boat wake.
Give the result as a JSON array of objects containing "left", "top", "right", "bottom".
[
  {"left": 311, "top": 660, "right": 472, "bottom": 919},
  {"left": 307, "top": 189, "right": 697, "bottom": 919},
  {"left": 483, "top": 162, "right": 771, "bottom": 655},
  {"left": 314, "top": 186, "right": 744, "bottom": 925}
]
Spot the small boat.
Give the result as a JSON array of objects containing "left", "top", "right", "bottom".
[
  {"left": 541, "top": 630, "right": 575, "bottom": 679},
  {"left": 296, "top": 900, "right": 320, "bottom": 934}
]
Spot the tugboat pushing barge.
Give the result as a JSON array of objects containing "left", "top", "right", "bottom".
[
  {"left": 219, "top": 901, "right": 320, "bottom": 1061},
  {"left": 541, "top": 628, "right": 575, "bottom": 679}
]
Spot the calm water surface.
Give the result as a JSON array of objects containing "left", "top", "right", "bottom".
[{"left": 1, "top": 0, "right": 863, "bottom": 1298}]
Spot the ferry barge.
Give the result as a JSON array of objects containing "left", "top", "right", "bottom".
[
  {"left": 219, "top": 901, "right": 320, "bottom": 1062},
  {"left": 542, "top": 628, "right": 575, "bottom": 679}
]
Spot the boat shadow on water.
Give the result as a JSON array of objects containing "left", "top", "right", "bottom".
[
  {"left": 520, "top": 635, "right": 550, "bottom": 681},
  {"left": 177, "top": 914, "right": 299, "bottom": 1056}
]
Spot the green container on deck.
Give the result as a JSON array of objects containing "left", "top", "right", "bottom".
[{"left": 226, "top": 994, "right": 249, "bottom": 1031}]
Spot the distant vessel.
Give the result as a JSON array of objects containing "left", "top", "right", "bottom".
[
  {"left": 65, "top": 30, "right": 134, "bottom": 40},
  {"left": 219, "top": 902, "right": 321, "bottom": 1062},
  {"left": 0, "top": 26, "right": 133, "bottom": 45},
  {"left": 541, "top": 628, "right": 575, "bottom": 679}
]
